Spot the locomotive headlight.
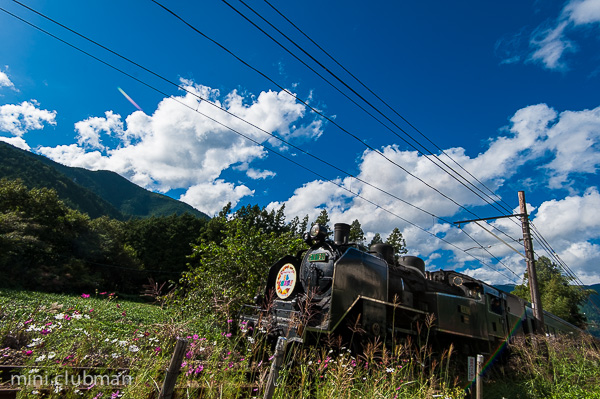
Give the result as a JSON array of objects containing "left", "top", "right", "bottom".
[{"left": 310, "top": 223, "right": 327, "bottom": 241}]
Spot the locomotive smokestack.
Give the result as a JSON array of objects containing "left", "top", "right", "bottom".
[
  {"left": 334, "top": 223, "right": 351, "bottom": 245},
  {"left": 370, "top": 243, "right": 395, "bottom": 266}
]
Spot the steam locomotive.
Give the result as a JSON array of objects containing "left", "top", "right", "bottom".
[{"left": 240, "top": 223, "right": 581, "bottom": 353}]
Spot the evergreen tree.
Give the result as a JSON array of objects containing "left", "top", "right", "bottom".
[
  {"left": 349, "top": 219, "right": 365, "bottom": 244},
  {"left": 314, "top": 209, "right": 330, "bottom": 231},
  {"left": 513, "top": 256, "right": 593, "bottom": 329},
  {"left": 369, "top": 233, "right": 383, "bottom": 247},
  {"left": 386, "top": 227, "right": 408, "bottom": 257},
  {"left": 299, "top": 215, "right": 309, "bottom": 234}
]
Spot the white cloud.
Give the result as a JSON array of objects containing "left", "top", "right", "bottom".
[
  {"left": 543, "top": 107, "right": 600, "bottom": 188},
  {"left": 0, "top": 101, "right": 56, "bottom": 136},
  {"left": 529, "top": 0, "right": 600, "bottom": 70},
  {"left": 269, "top": 103, "right": 600, "bottom": 284},
  {"left": 0, "top": 136, "right": 30, "bottom": 150},
  {"left": 74, "top": 111, "right": 124, "bottom": 150},
  {"left": 179, "top": 180, "right": 254, "bottom": 216},
  {"left": 38, "top": 80, "right": 323, "bottom": 215},
  {"left": 233, "top": 162, "right": 276, "bottom": 180},
  {"left": 565, "top": 0, "right": 600, "bottom": 25},
  {"left": 0, "top": 70, "right": 15, "bottom": 89},
  {"left": 529, "top": 21, "right": 573, "bottom": 70}
]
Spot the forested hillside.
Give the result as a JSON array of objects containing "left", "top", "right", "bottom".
[
  {"left": 0, "top": 178, "right": 207, "bottom": 294},
  {"left": 0, "top": 142, "right": 208, "bottom": 219}
]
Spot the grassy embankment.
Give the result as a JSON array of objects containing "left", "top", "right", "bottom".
[{"left": 1, "top": 289, "right": 599, "bottom": 398}]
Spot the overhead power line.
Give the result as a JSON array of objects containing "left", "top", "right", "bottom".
[
  {"left": 260, "top": 0, "right": 515, "bottom": 215},
  {"left": 0, "top": 3, "right": 523, "bottom": 284},
  {"left": 152, "top": 0, "right": 522, "bottom": 249},
  {"left": 240, "top": 0, "right": 517, "bottom": 218}
]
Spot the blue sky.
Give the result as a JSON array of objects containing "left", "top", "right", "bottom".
[{"left": 1, "top": 0, "right": 600, "bottom": 285}]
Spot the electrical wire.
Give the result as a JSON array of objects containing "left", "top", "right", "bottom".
[
  {"left": 149, "top": 0, "right": 524, "bottom": 239},
  {"left": 231, "top": 0, "right": 514, "bottom": 219},
  {"left": 261, "top": 0, "right": 516, "bottom": 216},
  {"left": 0, "top": 3, "right": 523, "bottom": 284}
]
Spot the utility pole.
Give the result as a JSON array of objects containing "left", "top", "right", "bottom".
[{"left": 519, "top": 191, "right": 545, "bottom": 333}]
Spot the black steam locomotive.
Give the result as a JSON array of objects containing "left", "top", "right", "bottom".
[{"left": 241, "top": 223, "right": 581, "bottom": 353}]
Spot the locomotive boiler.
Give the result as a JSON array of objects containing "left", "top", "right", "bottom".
[{"left": 240, "top": 222, "right": 581, "bottom": 353}]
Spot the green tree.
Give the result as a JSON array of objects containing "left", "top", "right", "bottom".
[
  {"left": 386, "top": 227, "right": 408, "bottom": 257},
  {"left": 123, "top": 213, "right": 207, "bottom": 280},
  {"left": 513, "top": 256, "right": 593, "bottom": 329},
  {"left": 369, "top": 233, "right": 383, "bottom": 247},
  {"left": 349, "top": 219, "right": 365, "bottom": 244},
  {"left": 182, "top": 205, "right": 305, "bottom": 316},
  {"left": 314, "top": 209, "right": 330, "bottom": 231},
  {"left": 0, "top": 178, "right": 145, "bottom": 293}
]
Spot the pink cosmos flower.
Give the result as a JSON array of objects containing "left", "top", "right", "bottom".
[{"left": 81, "top": 293, "right": 90, "bottom": 298}]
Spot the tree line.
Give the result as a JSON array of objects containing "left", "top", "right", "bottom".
[{"left": 1, "top": 177, "right": 592, "bottom": 329}]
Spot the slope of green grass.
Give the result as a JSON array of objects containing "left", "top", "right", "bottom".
[{"left": 1, "top": 289, "right": 599, "bottom": 398}]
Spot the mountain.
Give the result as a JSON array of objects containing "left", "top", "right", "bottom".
[{"left": 0, "top": 142, "right": 208, "bottom": 220}]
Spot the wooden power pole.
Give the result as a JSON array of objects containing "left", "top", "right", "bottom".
[{"left": 518, "top": 191, "right": 545, "bottom": 333}]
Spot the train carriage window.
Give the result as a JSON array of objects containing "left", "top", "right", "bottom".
[{"left": 489, "top": 295, "right": 503, "bottom": 315}]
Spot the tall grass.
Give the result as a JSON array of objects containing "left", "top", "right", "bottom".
[{"left": 1, "top": 289, "right": 599, "bottom": 398}]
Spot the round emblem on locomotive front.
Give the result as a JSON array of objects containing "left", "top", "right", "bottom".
[{"left": 275, "top": 263, "right": 297, "bottom": 299}]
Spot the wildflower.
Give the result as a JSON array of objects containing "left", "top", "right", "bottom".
[
  {"left": 24, "top": 319, "right": 33, "bottom": 325},
  {"left": 64, "top": 315, "right": 71, "bottom": 321},
  {"left": 81, "top": 294, "right": 90, "bottom": 298},
  {"left": 121, "top": 311, "right": 126, "bottom": 317},
  {"left": 181, "top": 361, "right": 187, "bottom": 368},
  {"left": 185, "top": 351, "right": 192, "bottom": 359},
  {"left": 111, "top": 390, "right": 120, "bottom": 398},
  {"left": 128, "top": 345, "right": 139, "bottom": 353},
  {"left": 386, "top": 367, "right": 394, "bottom": 373},
  {"left": 35, "top": 354, "right": 46, "bottom": 362},
  {"left": 100, "top": 292, "right": 107, "bottom": 295},
  {"left": 154, "top": 347, "right": 161, "bottom": 353},
  {"left": 227, "top": 319, "right": 233, "bottom": 323},
  {"left": 193, "top": 334, "right": 199, "bottom": 340},
  {"left": 40, "top": 329, "right": 51, "bottom": 335},
  {"left": 25, "top": 350, "right": 33, "bottom": 356},
  {"left": 89, "top": 309, "right": 94, "bottom": 313}
]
